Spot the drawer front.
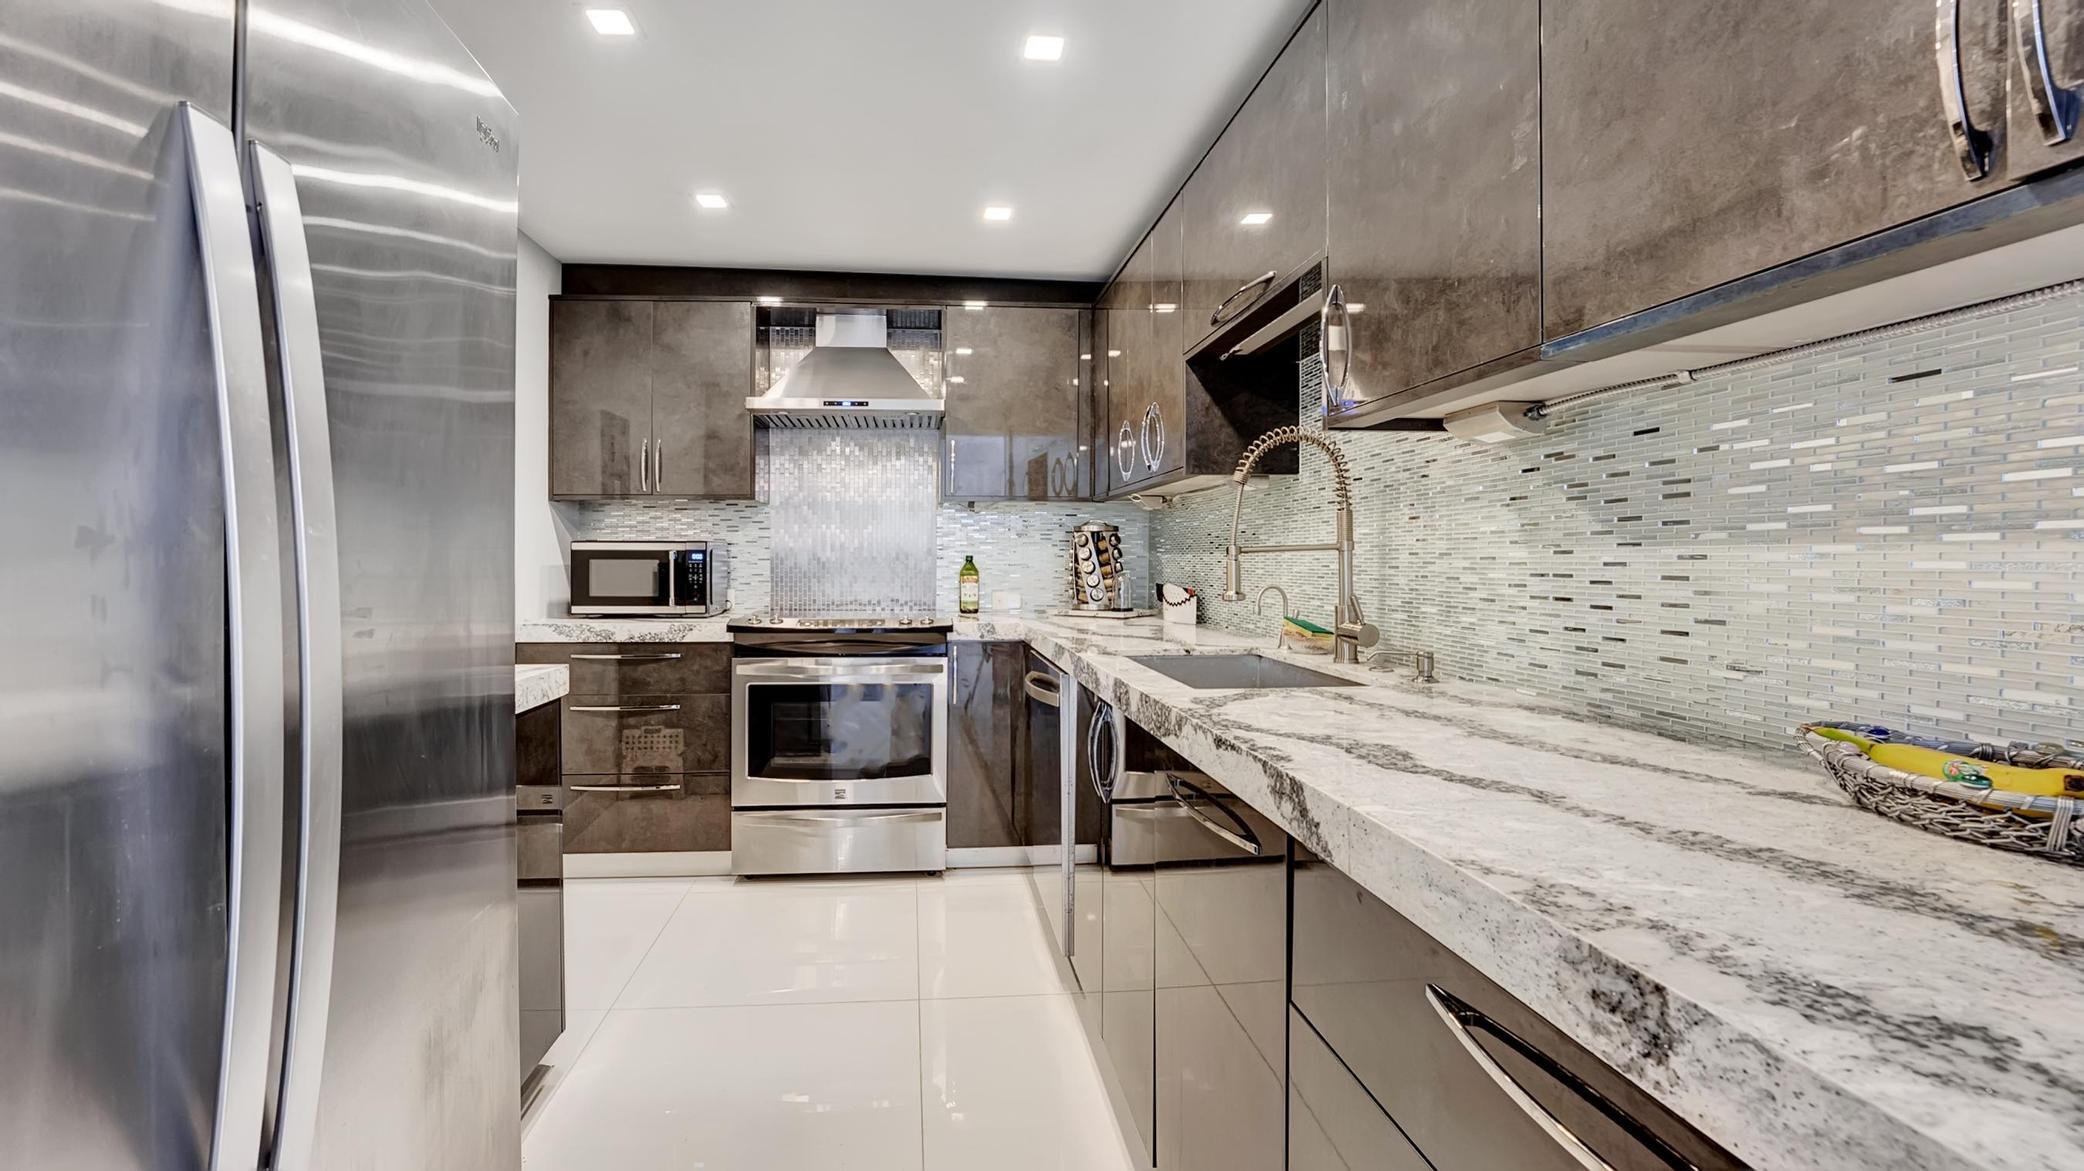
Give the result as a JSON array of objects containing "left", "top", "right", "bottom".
[
  {"left": 730, "top": 807, "right": 946, "bottom": 876},
  {"left": 1288, "top": 1007, "right": 1430, "bottom": 1171},
  {"left": 1291, "top": 851, "right": 1746, "bottom": 1170},
  {"left": 563, "top": 773, "right": 729, "bottom": 854},
  {"left": 561, "top": 694, "right": 730, "bottom": 776},
  {"left": 518, "top": 642, "right": 730, "bottom": 695}
]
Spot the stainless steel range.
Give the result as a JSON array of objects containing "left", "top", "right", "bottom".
[{"left": 729, "top": 616, "right": 951, "bottom": 875}]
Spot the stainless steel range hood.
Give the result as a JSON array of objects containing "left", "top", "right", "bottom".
[{"left": 748, "top": 310, "right": 945, "bottom": 429}]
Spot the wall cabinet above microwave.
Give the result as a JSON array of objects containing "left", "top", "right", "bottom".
[{"left": 550, "top": 298, "right": 756, "bottom": 500}]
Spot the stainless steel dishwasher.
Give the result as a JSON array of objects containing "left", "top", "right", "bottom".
[
  {"left": 1154, "top": 771, "right": 1290, "bottom": 1171},
  {"left": 1291, "top": 844, "right": 1749, "bottom": 1170}
]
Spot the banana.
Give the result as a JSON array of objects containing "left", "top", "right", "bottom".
[{"left": 1864, "top": 742, "right": 2084, "bottom": 800}]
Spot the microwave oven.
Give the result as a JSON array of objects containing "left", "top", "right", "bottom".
[{"left": 568, "top": 541, "right": 729, "bottom": 616}]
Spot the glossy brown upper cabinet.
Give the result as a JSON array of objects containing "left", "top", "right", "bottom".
[
  {"left": 1320, "top": 0, "right": 1540, "bottom": 420},
  {"left": 1180, "top": 6, "right": 1326, "bottom": 354},
  {"left": 943, "top": 305, "right": 1088, "bottom": 501},
  {"left": 1541, "top": 0, "right": 2015, "bottom": 339},
  {"left": 550, "top": 297, "right": 756, "bottom": 499}
]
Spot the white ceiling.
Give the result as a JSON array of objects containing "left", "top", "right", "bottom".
[{"left": 428, "top": 0, "right": 1316, "bottom": 280}]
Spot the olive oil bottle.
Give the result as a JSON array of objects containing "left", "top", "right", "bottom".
[{"left": 958, "top": 555, "right": 981, "bottom": 615}]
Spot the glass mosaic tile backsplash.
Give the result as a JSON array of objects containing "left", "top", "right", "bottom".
[
  {"left": 559, "top": 481, "right": 1153, "bottom": 618},
  {"left": 1152, "top": 291, "right": 2084, "bottom": 755}
]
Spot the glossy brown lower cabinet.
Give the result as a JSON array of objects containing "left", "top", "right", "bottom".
[
  {"left": 518, "top": 642, "right": 734, "bottom": 855},
  {"left": 1154, "top": 776, "right": 1289, "bottom": 1171},
  {"left": 947, "top": 640, "right": 1022, "bottom": 849},
  {"left": 563, "top": 773, "right": 730, "bottom": 854},
  {"left": 1291, "top": 847, "right": 1747, "bottom": 1170},
  {"left": 1288, "top": 1007, "right": 1430, "bottom": 1171}
]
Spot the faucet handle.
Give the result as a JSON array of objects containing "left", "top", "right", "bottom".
[{"left": 1337, "top": 621, "right": 1379, "bottom": 649}]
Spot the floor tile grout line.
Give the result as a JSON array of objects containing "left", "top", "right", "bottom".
[
  {"left": 915, "top": 877, "right": 928, "bottom": 1171},
  {"left": 601, "top": 879, "right": 703, "bottom": 1012},
  {"left": 595, "top": 989, "right": 1081, "bottom": 1013}
]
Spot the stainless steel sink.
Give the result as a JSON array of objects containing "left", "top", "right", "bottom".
[{"left": 1130, "top": 654, "right": 1362, "bottom": 690}]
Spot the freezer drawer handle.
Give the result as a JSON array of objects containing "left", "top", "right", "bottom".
[
  {"left": 1937, "top": 0, "right": 1994, "bottom": 179},
  {"left": 1425, "top": 984, "right": 1696, "bottom": 1170},
  {"left": 2016, "top": 0, "right": 2081, "bottom": 143},
  {"left": 1023, "top": 670, "right": 1062, "bottom": 707},
  {"left": 249, "top": 137, "right": 345, "bottom": 1171},
  {"left": 568, "top": 652, "right": 684, "bottom": 661},
  {"left": 1165, "top": 774, "right": 1262, "bottom": 856},
  {"left": 182, "top": 104, "right": 289, "bottom": 1171},
  {"left": 569, "top": 781, "right": 683, "bottom": 793},
  {"left": 569, "top": 703, "right": 682, "bottom": 713}
]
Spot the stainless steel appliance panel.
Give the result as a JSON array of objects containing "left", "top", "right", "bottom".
[
  {"left": 1020, "top": 652, "right": 1074, "bottom": 954},
  {"left": 241, "top": 1, "right": 521, "bottom": 1165},
  {"left": 0, "top": 6, "right": 258, "bottom": 1169},
  {"left": 732, "top": 808, "right": 948, "bottom": 875},
  {"left": 1155, "top": 773, "right": 1289, "bottom": 1171},
  {"left": 516, "top": 815, "right": 564, "bottom": 1090}
]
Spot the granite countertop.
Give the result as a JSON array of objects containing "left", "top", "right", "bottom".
[
  {"left": 961, "top": 613, "right": 2084, "bottom": 1171},
  {"left": 514, "top": 664, "right": 568, "bottom": 714},
  {"left": 517, "top": 616, "right": 734, "bottom": 643}
]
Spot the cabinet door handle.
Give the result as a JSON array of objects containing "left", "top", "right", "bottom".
[
  {"left": 1115, "top": 420, "right": 1136, "bottom": 480},
  {"left": 569, "top": 781, "right": 684, "bottom": 794},
  {"left": 1024, "top": 670, "right": 1062, "bottom": 707},
  {"left": 654, "top": 440, "right": 664, "bottom": 492},
  {"left": 2016, "top": 0, "right": 2081, "bottom": 144},
  {"left": 1210, "top": 269, "right": 1279, "bottom": 328},
  {"left": 1164, "top": 774, "right": 1261, "bottom": 856},
  {"left": 1139, "top": 402, "right": 1165, "bottom": 471},
  {"left": 1426, "top": 984, "right": 1694, "bottom": 1170},
  {"left": 639, "top": 437, "right": 650, "bottom": 492},
  {"left": 567, "top": 652, "right": 684, "bottom": 661},
  {"left": 1320, "top": 282, "right": 1352, "bottom": 416},
  {"left": 1937, "top": 0, "right": 1994, "bottom": 179},
  {"left": 568, "top": 703, "right": 682, "bottom": 713}
]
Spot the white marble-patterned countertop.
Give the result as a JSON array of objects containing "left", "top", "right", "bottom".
[
  {"left": 961, "top": 613, "right": 2084, "bottom": 1171},
  {"left": 514, "top": 664, "right": 568, "bottom": 714},
  {"left": 517, "top": 616, "right": 735, "bottom": 643}
]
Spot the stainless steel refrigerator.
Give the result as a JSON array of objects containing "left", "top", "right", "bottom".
[{"left": 0, "top": 2, "right": 519, "bottom": 1168}]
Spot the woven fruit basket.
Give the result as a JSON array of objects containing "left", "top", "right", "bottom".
[{"left": 1798, "top": 723, "right": 2084, "bottom": 865}]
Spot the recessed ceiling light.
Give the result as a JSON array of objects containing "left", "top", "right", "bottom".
[
  {"left": 1022, "top": 34, "right": 1065, "bottom": 61},
  {"left": 757, "top": 295, "right": 782, "bottom": 305},
  {"left": 954, "top": 347, "right": 975, "bottom": 356},
  {"left": 963, "top": 301, "right": 988, "bottom": 310},
  {"left": 693, "top": 191, "right": 729, "bottom": 210},
  {"left": 1079, "top": 353, "right": 1092, "bottom": 360},
  {"left": 1239, "top": 210, "right": 1273, "bottom": 226},
  {"left": 585, "top": 9, "right": 636, "bottom": 36},
  {"left": 947, "top": 375, "right": 967, "bottom": 384},
  {"left": 982, "top": 205, "right": 1013, "bottom": 222},
  {"left": 1151, "top": 302, "right": 1178, "bottom": 314},
  {"left": 1106, "top": 349, "right": 1122, "bottom": 358}
]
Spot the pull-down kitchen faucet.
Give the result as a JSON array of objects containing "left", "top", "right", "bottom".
[{"left": 1221, "top": 427, "right": 1378, "bottom": 664}]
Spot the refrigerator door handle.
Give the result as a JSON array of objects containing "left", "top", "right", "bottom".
[
  {"left": 180, "top": 103, "right": 288, "bottom": 1171},
  {"left": 249, "top": 140, "right": 343, "bottom": 1171}
]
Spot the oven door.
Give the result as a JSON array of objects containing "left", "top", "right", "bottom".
[
  {"left": 568, "top": 543, "right": 678, "bottom": 615},
  {"left": 732, "top": 657, "right": 948, "bottom": 806}
]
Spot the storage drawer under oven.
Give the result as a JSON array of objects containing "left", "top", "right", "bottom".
[{"left": 731, "top": 808, "right": 946, "bottom": 876}]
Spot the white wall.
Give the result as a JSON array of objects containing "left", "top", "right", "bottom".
[{"left": 515, "top": 233, "right": 569, "bottom": 619}]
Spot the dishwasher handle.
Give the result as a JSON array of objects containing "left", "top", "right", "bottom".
[
  {"left": 1165, "top": 774, "right": 1261, "bottom": 857},
  {"left": 1425, "top": 984, "right": 1697, "bottom": 1171}
]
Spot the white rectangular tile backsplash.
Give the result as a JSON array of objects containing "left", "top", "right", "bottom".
[{"left": 1152, "top": 292, "right": 2084, "bottom": 755}]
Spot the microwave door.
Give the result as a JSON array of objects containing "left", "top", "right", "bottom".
[{"left": 570, "top": 547, "right": 671, "bottom": 614}]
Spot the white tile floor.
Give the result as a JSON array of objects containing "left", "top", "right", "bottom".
[{"left": 524, "top": 869, "right": 1140, "bottom": 1171}]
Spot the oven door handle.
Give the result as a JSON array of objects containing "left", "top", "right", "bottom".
[{"left": 735, "top": 659, "right": 948, "bottom": 681}]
